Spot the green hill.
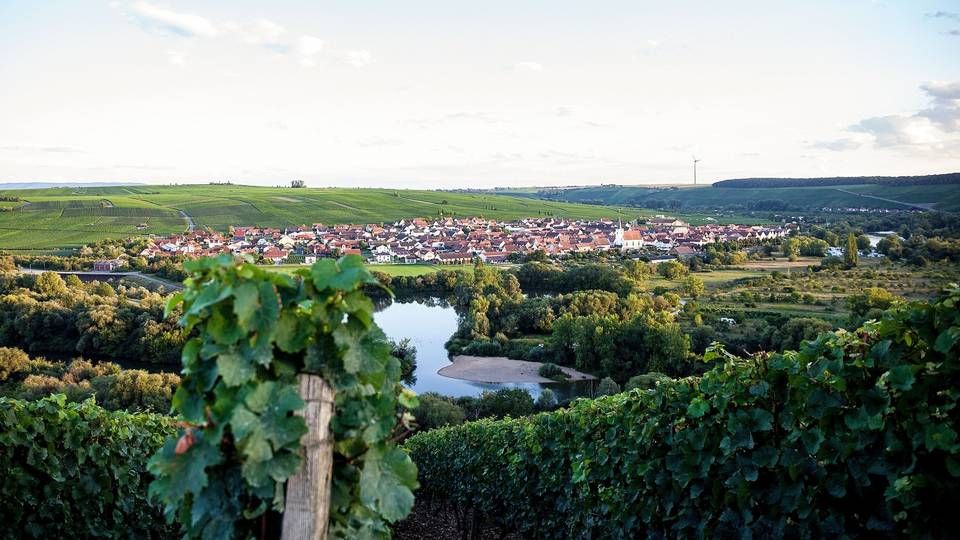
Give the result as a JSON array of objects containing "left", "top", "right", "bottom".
[
  {"left": 504, "top": 180, "right": 960, "bottom": 213},
  {"left": 0, "top": 184, "right": 635, "bottom": 250}
]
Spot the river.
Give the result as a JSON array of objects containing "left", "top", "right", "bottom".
[{"left": 375, "top": 298, "right": 593, "bottom": 399}]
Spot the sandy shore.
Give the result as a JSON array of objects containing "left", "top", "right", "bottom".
[{"left": 438, "top": 355, "right": 596, "bottom": 384}]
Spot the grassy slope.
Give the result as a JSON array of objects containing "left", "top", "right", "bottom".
[
  {"left": 504, "top": 184, "right": 960, "bottom": 212},
  {"left": 0, "top": 185, "right": 636, "bottom": 250}
]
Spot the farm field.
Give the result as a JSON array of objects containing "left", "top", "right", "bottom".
[{"left": 0, "top": 184, "right": 638, "bottom": 251}]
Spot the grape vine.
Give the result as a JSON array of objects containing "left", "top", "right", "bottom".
[{"left": 148, "top": 254, "right": 418, "bottom": 539}]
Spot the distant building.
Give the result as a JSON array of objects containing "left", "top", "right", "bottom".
[
  {"left": 93, "top": 259, "right": 124, "bottom": 272},
  {"left": 615, "top": 229, "right": 644, "bottom": 250}
]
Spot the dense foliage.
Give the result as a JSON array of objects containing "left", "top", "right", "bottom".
[
  {"left": 0, "top": 395, "right": 174, "bottom": 539},
  {"left": 0, "top": 270, "right": 184, "bottom": 363},
  {"left": 406, "top": 287, "right": 960, "bottom": 538},
  {"left": 0, "top": 348, "right": 179, "bottom": 412},
  {"left": 148, "top": 254, "right": 417, "bottom": 539}
]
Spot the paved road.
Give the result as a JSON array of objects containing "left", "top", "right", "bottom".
[
  {"left": 179, "top": 209, "right": 196, "bottom": 232},
  {"left": 18, "top": 267, "right": 183, "bottom": 290}
]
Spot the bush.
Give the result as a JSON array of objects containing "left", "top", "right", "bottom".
[
  {"left": 624, "top": 372, "right": 670, "bottom": 391},
  {"left": 477, "top": 388, "right": 534, "bottom": 419},
  {"left": 414, "top": 392, "right": 466, "bottom": 431},
  {"left": 537, "top": 362, "right": 567, "bottom": 381},
  {"left": 0, "top": 347, "right": 29, "bottom": 381},
  {"left": 461, "top": 339, "right": 503, "bottom": 356},
  {"left": 535, "top": 389, "right": 558, "bottom": 411},
  {"left": 405, "top": 288, "right": 960, "bottom": 537},
  {"left": 0, "top": 395, "right": 174, "bottom": 538}
]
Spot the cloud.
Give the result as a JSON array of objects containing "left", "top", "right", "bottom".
[
  {"left": 231, "top": 19, "right": 288, "bottom": 51},
  {"left": 926, "top": 11, "right": 960, "bottom": 21},
  {"left": 513, "top": 61, "right": 543, "bottom": 72},
  {"left": 555, "top": 106, "right": 573, "bottom": 117},
  {"left": 131, "top": 1, "right": 220, "bottom": 38},
  {"left": 342, "top": 50, "right": 372, "bottom": 68},
  {"left": 124, "top": 6, "right": 371, "bottom": 69},
  {"left": 920, "top": 81, "right": 960, "bottom": 100},
  {"left": 296, "top": 36, "right": 325, "bottom": 67},
  {"left": 812, "top": 80, "right": 960, "bottom": 155},
  {"left": 809, "top": 137, "right": 865, "bottom": 151},
  {"left": 946, "top": 29, "right": 960, "bottom": 36}
]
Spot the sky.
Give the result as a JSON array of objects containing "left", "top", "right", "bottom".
[{"left": 0, "top": 0, "right": 958, "bottom": 188}]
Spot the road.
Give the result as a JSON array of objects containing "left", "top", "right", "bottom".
[
  {"left": 18, "top": 267, "right": 183, "bottom": 290},
  {"left": 179, "top": 209, "right": 196, "bottom": 232}
]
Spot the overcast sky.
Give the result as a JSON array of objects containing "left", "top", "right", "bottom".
[{"left": 0, "top": 1, "right": 958, "bottom": 188}]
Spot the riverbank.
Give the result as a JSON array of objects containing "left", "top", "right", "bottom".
[{"left": 439, "top": 355, "right": 596, "bottom": 384}]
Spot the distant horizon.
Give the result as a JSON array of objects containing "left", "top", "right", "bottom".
[
  {"left": 2, "top": 1, "right": 958, "bottom": 187},
  {"left": 1, "top": 170, "right": 958, "bottom": 191}
]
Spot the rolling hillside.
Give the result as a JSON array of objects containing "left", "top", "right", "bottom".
[
  {"left": 503, "top": 181, "right": 960, "bottom": 213},
  {"left": 0, "top": 184, "right": 636, "bottom": 250}
]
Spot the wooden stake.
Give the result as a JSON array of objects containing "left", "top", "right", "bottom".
[{"left": 281, "top": 375, "right": 335, "bottom": 540}]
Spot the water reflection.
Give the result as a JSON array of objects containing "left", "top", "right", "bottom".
[{"left": 374, "top": 298, "right": 593, "bottom": 399}]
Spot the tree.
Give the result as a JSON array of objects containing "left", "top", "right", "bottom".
[
  {"left": 657, "top": 260, "right": 688, "bottom": 280},
  {"left": 0, "top": 347, "right": 29, "bottom": 382},
  {"left": 477, "top": 388, "right": 535, "bottom": 419},
  {"left": 877, "top": 234, "right": 903, "bottom": 259},
  {"left": 856, "top": 235, "right": 872, "bottom": 251},
  {"left": 35, "top": 271, "right": 67, "bottom": 296},
  {"left": 414, "top": 393, "right": 466, "bottom": 431},
  {"left": 681, "top": 276, "right": 705, "bottom": 299},
  {"left": 390, "top": 338, "right": 418, "bottom": 385},
  {"left": 845, "top": 232, "right": 859, "bottom": 267}
]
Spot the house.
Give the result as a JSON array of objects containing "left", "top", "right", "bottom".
[
  {"left": 670, "top": 245, "right": 699, "bottom": 260},
  {"left": 93, "top": 259, "right": 124, "bottom": 272}
]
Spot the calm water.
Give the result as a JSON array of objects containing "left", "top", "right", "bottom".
[{"left": 375, "top": 298, "right": 592, "bottom": 399}]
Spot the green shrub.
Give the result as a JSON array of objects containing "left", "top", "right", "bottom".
[
  {"left": 535, "top": 388, "right": 558, "bottom": 411},
  {"left": 0, "top": 347, "right": 29, "bottom": 381},
  {"left": 537, "top": 362, "right": 567, "bottom": 381},
  {"left": 624, "top": 372, "right": 670, "bottom": 391},
  {"left": 406, "top": 288, "right": 960, "bottom": 537},
  {"left": 414, "top": 392, "right": 466, "bottom": 431},
  {"left": 0, "top": 395, "right": 174, "bottom": 538},
  {"left": 461, "top": 339, "right": 503, "bottom": 356}
]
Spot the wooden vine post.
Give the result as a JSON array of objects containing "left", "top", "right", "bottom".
[{"left": 281, "top": 374, "right": 336, "bottom": 540}]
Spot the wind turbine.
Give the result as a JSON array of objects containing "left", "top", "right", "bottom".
[{"left": 692, "top": 155, "right": 701, "bottom": 186}]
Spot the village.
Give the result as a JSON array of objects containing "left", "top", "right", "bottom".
[{"left": 136, "top": 216, "right": 788, "bottom": 266}]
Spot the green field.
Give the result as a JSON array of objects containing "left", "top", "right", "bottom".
[
  {"left": 499, "top": 183, "right": 960, "bottom": 212},
  {"left": 0, "top": 184, "right": 643, "bottom": 251}
]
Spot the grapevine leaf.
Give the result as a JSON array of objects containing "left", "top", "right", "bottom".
[{"left": 359, "top": 446, "right": 418, "bottom": 522}]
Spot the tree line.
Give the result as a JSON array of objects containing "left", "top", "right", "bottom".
[{"left": 713, "top": 172, "right": 960, "bottom": 188}]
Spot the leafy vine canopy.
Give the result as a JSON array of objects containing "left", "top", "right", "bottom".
[{"left": 148, "top": 254, "right": 418, "bottom": 539}]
